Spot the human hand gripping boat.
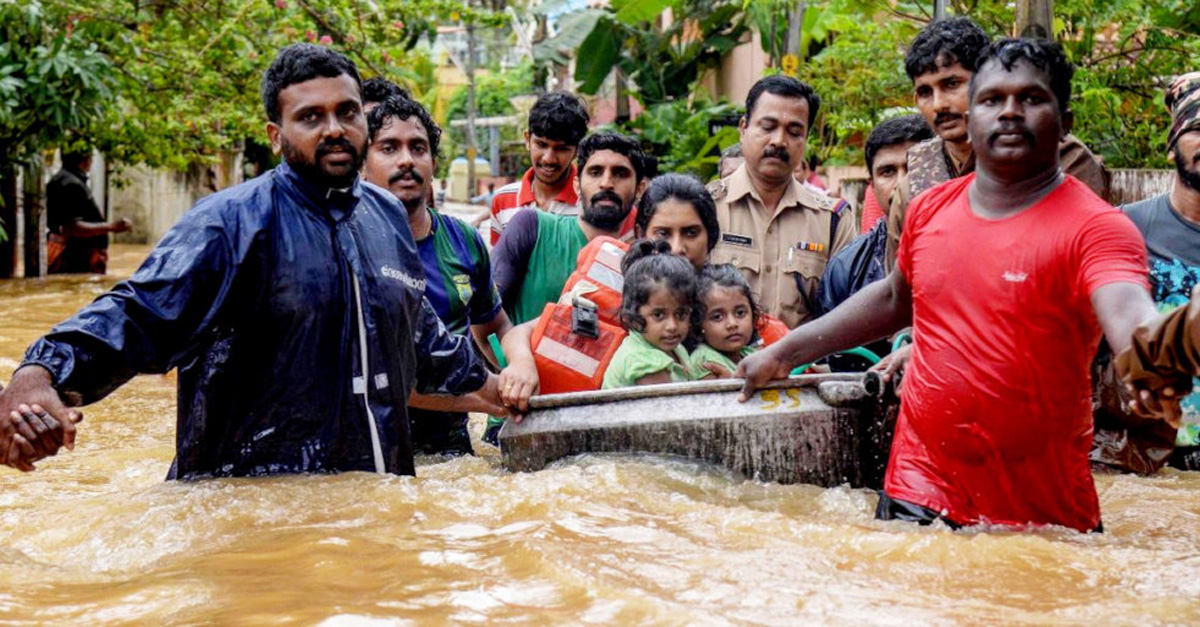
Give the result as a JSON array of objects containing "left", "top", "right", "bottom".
[{"left": 498, "top": 372, "right": 900, "bottom": 489}]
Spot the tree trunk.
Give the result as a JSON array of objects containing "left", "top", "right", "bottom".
[
  {"left": 465, "top": 23, "right": 478, "bottom": 199},
  {"left": 1015, "top": 0, "right": 1054, "bottom": 39},
  {"left": 0, "top": 159, "right": 17, "bottom": 279},
  {"left": 22, "top": 158, "right": 45, "bottom": 278}
]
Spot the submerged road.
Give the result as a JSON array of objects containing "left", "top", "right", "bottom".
[{"left": 0, "top": 245, "right": 1197, "bottom": 624}]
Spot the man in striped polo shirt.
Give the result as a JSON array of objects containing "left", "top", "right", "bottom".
[
  {"left": 488, "top": 92, "right": 590, "bottom": 245},
  {"left": 364, "top": 96, "right": 533, "bottom": 455}
]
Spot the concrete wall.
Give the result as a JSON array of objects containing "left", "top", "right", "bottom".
[
  {"left": 106, "top": 151, "right": 241, "bottom": 245},
  {"left": 1109, "top": 169, "right": 1174, "bottom": 207}
]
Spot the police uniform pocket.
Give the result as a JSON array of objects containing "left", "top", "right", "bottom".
[
  {"left": 783, "top": 248, "right": 825, "bottom": 280},
  {"left": 711, "top": 247, "right": 761, "bottom": 275}
]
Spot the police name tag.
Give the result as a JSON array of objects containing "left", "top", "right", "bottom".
[{"left": 722, "top": 233, "right": 754, "bottom": 247}]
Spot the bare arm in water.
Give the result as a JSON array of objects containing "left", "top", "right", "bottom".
[{"left": 737, "top": 269, "right": 913, "bottom": 401}]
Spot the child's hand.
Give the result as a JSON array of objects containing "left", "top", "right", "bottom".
[{"left": 701, "top": 361, "right": 734, "bottom": 379}]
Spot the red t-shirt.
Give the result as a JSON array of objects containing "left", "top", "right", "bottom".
[{"left": 892, "top": 174, "right": 1147, "bottom": 531}]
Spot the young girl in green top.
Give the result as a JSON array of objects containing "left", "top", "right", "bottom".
[
  {"left": 689, "top": 264, "right": 763, "bottom": 379},
  {"left": 602, "top": 240, "right": 698, "bottom": 388}
]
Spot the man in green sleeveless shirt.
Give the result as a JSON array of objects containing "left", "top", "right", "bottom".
[{"left": 492, "top": 132, "right": 647, "bottom": 325}]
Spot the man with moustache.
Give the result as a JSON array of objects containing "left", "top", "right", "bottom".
[
  {"left": 492, "top": 132, "right": 647, "bottom": 325},
  {"left": 815, "top": 114, "right": 932, "bottom": 314},
  {"left": 885, "top": 17, "right": 1108, "bottom": 269},
  {"left": 362, "top": 97, "right": 532, "bottom": 455},
  {"left": 709, "top": 75, "right": 857, "bottom": 329},
  {"left": 1093, "top": 72, "right": 1200, "bottom": 472},
  {"left": 489, "top": 92, "right": 590, "bottom": 245},
  {"left": 738, "top": 39, "right": 1157, "bottom": 532},
  {"left": 0, "top": 44, "right": 506, "bottom": 476}
]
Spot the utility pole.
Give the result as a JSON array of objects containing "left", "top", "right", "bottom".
[
  {"left": 0, "top": 160, "right": 15, "bottom": 278},
  {"left": 21, "top": 159, "right": 45, "bottom": 278},
  {"left": 781, "top": 1, "right": 804, "bottom": 77},
  {"left": 934, "top": 0, "right": 947, "bottom": 20},
  {"left": 1015, "top": 0, "right": 1054, "bottom": 39},
  {"left": 465, "top": 22, "right": 479, "bottom": 199}
]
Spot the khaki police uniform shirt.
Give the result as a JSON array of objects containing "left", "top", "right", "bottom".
[{"left": 708, "top": 163, "right": 857, "bottom": 329}]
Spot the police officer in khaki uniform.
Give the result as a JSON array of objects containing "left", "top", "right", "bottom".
[{"left": 709, "top": 75, "right": 856, "bottom": 329}]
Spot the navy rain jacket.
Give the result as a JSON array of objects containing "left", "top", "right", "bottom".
[
  {"left": 814, "top": 217, "right": 889, "bottom": 316},
  {"left": 22, "top": 162, "right": 488, "bottom": 479}
]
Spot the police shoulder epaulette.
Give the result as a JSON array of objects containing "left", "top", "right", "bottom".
[
  {"left": 706, "top": 178, "right": 728, "bottom": 202},
  {"left": 796, "top": 184, "right": 837, "bottom": 211}
]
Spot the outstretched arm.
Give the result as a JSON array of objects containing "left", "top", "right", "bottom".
[
  {"left": 1105, "top": 283, "right": 1193, "bottom": 424},
  {"left": 737, "top": 268, "right": 913, "bottom": 400},
  {"left": 0, "top": 207, "right": 240, "bottom": 470}
]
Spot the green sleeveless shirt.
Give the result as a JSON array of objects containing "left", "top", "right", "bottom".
[{"left": 507, "top": 211, "right": 588, "bottom": 325}]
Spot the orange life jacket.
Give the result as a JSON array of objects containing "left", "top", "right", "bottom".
[
  {"left": 756, "top": 314, "right": 789, "bottom": 347},
  {"left": 530, "top": 302, "right": 627, "bottom": 395},
  {"left": 559, "top": 236, "right": 629, "bottom": 326}
]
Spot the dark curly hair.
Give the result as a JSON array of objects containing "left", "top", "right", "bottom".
[
  {"left": 367, "top": 96, "right": 443, "bottom": 162},
  {"left": 745, "top": 75, "right": 820, "bottom": 130},
  {"left": 694, "top": 263, "right": 764, "bottom": 345},
  {"left": 904, "top": 17, "right": 991, "bottom": 81},
  {"left": 864, "top": 114, "right": 932, "bottom": 176},
  {"left": 576, "top": 131, "right": 647, "bottom": 183},
  {"left": 618, "top": 239, "right": 698, "bottom": 334},
  {"left": 635, "top": 173, "right": 720, "bottom": 255},
  {"left": 262, "top": 43, "right": 362, "bottom": 124},
  {"left": 970, "top": 38, "right": 1075, "bottom": 113},
  {"left": 528, "top": 91, "right": 590, "bottom": 145},
  {"left": 362, "top": 77, "right": 410, "bottom": 106}
]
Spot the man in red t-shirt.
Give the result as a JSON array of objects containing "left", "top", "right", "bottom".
[{"left": 738, "top": 39, "right": 1156, "bottom": 532}]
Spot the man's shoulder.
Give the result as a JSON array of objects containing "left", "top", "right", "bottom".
[
  {"left": 434, "top": 209, "right": 486, "bottom": 246},
  {"left": 1120, "top": 192, "right": 1169, "bottom": 218},
  {"left": 706, "top": 178, "right": 729, "bottom": 204},
  {"left": 907, "top": 136, "right": 951, "bottom": 197},
  {"left": 794, "top": 183, "right": 846, "bottom": 214},
  {"left": 907, "top": 173, "right": 972, "bottom": 220}
]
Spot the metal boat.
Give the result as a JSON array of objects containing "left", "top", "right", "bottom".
[{"left": 499, "top": 373, "right": 898, "bottom": 488}]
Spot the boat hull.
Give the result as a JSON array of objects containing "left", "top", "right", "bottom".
[{"left": 499, "top": 374, "right": 897, "bottom": 488}]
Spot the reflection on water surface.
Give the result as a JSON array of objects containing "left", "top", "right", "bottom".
[{"left": 1, "top": 245, "right": 1198, "bottom": 624}]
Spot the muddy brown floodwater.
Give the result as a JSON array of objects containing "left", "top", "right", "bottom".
[{"left": 1, "top": 244, "right": 1199, "bottom": 625}]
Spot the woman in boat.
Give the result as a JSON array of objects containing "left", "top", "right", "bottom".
[{"left": 633, "top": 173, "right": 720, "bottom": 271}]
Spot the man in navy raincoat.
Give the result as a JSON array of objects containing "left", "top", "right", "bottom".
[{"left": 0, "top": 44, "right": 506, "bottom": 478}]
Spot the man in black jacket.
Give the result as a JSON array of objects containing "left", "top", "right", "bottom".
[
  {"left": 45, "top": 148, "right": 131, "bottom": 274},
  {"left": 0, "top": 44, "right": 507, "bottom": 477}
]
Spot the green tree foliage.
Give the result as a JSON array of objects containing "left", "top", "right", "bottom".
[
  {"left": 614, "top": 97, "right": 740, "bottom": 181},
  {"left": 538, "top": 0, "right": 749, "bottom": 106},
  {"left": 0, "top": 0, "right": 112, "bottom": 243},
  {"left": 40, "top": 0, "right": 505, "bottom": 171}
]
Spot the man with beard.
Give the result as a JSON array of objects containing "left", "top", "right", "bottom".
[
  {"left": 489, "top": 92, "right": 590, "bottom": 245},
  {"left": 0, "top": 44, "right": 507, "bottom": 476},
  {"left": 1093, "top": 72, "right": 1200, "bottom": 472},
  {"left": 738, "top": 39, "right": 1156, "bottom": 532},
  {"left": 884, "top": 17, "right": 1109, "bottom": 269},
  {"left": 709, "top": 75, "right": 857, "bottom": 329},
  {"left": 362, "top": 96, "right": 533, "bottom": 455},
  {"left": 492, "top": 132, "right": 647, "bottom": 325}
]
